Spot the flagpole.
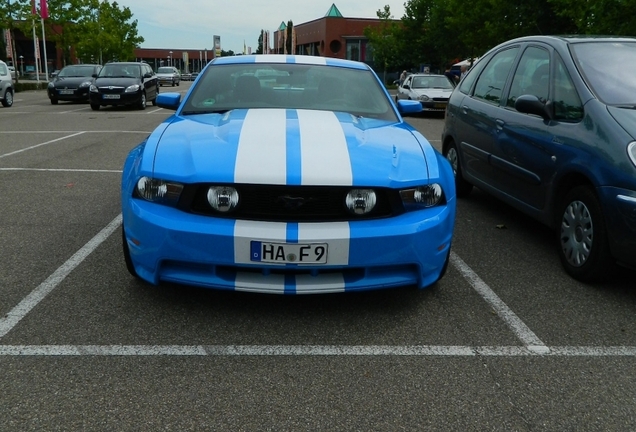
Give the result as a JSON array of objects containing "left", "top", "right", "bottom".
[
  {"left": 32, "top": 19, "right": 39, "bottom": 84},
  {"left": 40, "top": 17, "right": 49, "bottom": 80}
]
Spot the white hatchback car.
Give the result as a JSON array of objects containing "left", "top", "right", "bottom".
[
  {"left": 156, "top": 66, "right": 180, "bottom": 87},
  {"left": 0, "top": 60, "right": 15, "bottom": 107}
]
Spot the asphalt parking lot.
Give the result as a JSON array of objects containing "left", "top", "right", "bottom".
[{"left": 1, "top": 83, "right": 635, "bottom": 431}]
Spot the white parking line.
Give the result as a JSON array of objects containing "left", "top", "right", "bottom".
[
  {"left": 0, "top": 168, "right": 122, "bottom": 173},
  {"left": 0, "top": 132, "right": 86, "bottom": 159},
  {"left": 0, "top": 345, "right": 635, "bottom": 357},
  {"left": 0, "top": 215, "right": 122, "bottom": 339},
  {"left": 450, "top": 252, "right": 549, "bottom": 353}
]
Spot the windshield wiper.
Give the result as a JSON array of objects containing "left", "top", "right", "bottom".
[{"left": 181, "top": 109, "right": 229, "bottom": 115}]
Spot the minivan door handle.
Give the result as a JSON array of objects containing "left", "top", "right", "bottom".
[{"left": 496, "top": 119, "right": 505, "bottom": 130}]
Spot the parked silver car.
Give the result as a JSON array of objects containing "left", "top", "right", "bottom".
[
  {"left": 396, "top": 73, "right": 455, "bottom": 113},
  {"left": 0, "top": 60, "right": 15, "bottom": 107},
  {"left": 156, "top": 66, "right": 180, "bottom": 86}
]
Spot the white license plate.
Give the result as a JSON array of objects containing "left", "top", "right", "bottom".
[
  {"left": 250, "top": 241, "right": 328, "bottom": 264},
  {"left": 103, "top": 94, "right": 120, "bottom": 99},
  {"left": 59, "top": 90, "right": 74, "bottom": 95}
]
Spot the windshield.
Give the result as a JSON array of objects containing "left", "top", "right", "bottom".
[
  {"left": 571, "top": 41, "right": 636, "bottom": 105},
  {"left": 158, "top": 67, "right": 174, "bottom": 74},
  {"left": 411, "top": 76, "right": 454, "bottom": 89},
  {"left": 181, "top": 63, "right": 397, "bottom": 121},
  {"left": 58, "top": 66, "right": 95, "bottom": 77},
  {"left": 98, "top": 64, "right": 140, "bottom": 78}
]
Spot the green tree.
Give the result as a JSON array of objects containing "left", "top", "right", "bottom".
[
  {"left": 255, "top": 30, "right": 263, "bottom": 54},
  {"left": 285, "top": 20, "right": 293, "bottom": 54},
  {"left": 73, "top": 0, "right": 143, "bottom": 63},
  {"left": 364, "top": 5, "right": 405, "bottom": 82}
]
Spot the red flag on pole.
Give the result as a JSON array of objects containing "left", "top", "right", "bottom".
[
  {"left": 31, "top": 0, "right": 36, "bottom": 15},
  {"left": 40, "top": 0, "right": 49, "bottom": 19}
]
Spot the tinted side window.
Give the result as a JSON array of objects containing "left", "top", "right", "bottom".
[
  {"left": 553, "top": 53, "right": 583, "bottom": 121},
  {"left": 473, "top": 47, "right": 519, "bottom": 105},
  {"left": 507, "top": 46, "right": 550, "bottom": 108},
  {"left": 458, "top": 54, "right": 490, "bottom": 95}
]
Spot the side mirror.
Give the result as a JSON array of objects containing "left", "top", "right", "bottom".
[
  {"left": 92, "top": 73, "right": 98, "bottom": 78},
  {"left": 403, "top": 84, "right": 410, "bottom": 90},
  {"left": 143, "top": 72, "right": 152, "bottom": 79},
  {"left": 156, "top": 93, "right": 181, "bottom": 111},
  {"left": 515, "top": 94, "right": 553, "bottom": 121},
  {"left": 396, "top": 99, "right": 423, "bottom": 115}
]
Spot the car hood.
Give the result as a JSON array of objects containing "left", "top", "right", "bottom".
[
  {"left": 410, "top": 88, "right": 453, "bottom": 98},
  {"left": 607, "top": 105, "right": 636, "bottom": 140},
  {"left": 147, "top": 109, "right": 435, "bottom": 188},
  {"left": 52, "top": 76, "right": 93, "bottom": 86},
  {"left": 93, "top": 77, "right": 140, "bottom": 86}
]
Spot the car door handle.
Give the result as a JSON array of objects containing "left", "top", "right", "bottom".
[
  {"left": 461, "top": 105, "right": 469, "bottom": 114},
  {"left": 496, "top": 119, "right": 505, "bottom": 130}
]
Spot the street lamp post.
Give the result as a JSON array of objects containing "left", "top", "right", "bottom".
[
  {"left": 169, "top": 51, "right": 173, "bottom": 67},
  {"left": 19, "top": 55, "right": 24, "bottom": 76}
]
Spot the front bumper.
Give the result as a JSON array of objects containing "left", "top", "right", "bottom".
[
  {"left": 48, "top": 87, "right": 90, "bottom": 101},
  {"left": 123, "top": 199, "right": 455, "bottom": 294},
  {"left": 90, "top": 91, "right": 142, "bottom": 106},
  {"left": 421, "top": 100, "right": 448, "bottom": 112}
]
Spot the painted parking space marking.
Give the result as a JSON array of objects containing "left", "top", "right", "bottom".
[
  {"left": 0, "top": 168, "right": 122, "bottom": 173},
  {"left": 1, "top": 345, "right": 635, "bottom": 357},
  {"left": 451, "top": 252, "right": 549, "bottom": 353},
  {"left": 0, "top": 132, "right": 86, "bottom": 159},
  {"left": 0, "top": 215, "right": 122, "bottom": 339}
]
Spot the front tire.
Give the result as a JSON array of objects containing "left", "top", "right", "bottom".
[
  {"left": 443, "top": 139, "right": 473, "bottom": 197},
  {"left": 1, "top": 89, "right": 13, "bottom": 107},
  {"left": 138, "top": 92, "right": 146, "bottom": 110},
  {"left": 90, "top": 103, "right": 100, "bottom": 111},
  {"left": 50, "top": 98, "right": 58, "bottom": 105},
  {"left": 557, "top": 185, "right": 613, "bottom": 282}
]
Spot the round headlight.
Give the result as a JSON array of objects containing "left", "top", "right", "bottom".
[
  {"left": 400, "top": 184, "right": 443, "bottom": 208},
  {"left": 345, "top": 189, "right": 376, "bottom": 215},
  {"left": 418, "top": 95, "right": 430, "bottom": 101},
  {"left": 207, "top": 186, "right": 239, "bottom": 212},
  {"left": 135, "top": 176, "right": 183, "bottom": 204}
]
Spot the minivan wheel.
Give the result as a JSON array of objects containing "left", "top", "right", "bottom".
[
  {"left": 443, "top": 140, "right": 473, "bottom": 197},
  {"left": 557, "top": 185, "right": 613, "bottom": 282},
  {"left": 50, "top": 98, "right": 58, "bottom": 105},
  {"left": 90, "top": 103, "right": 100, "bottom": 111},
  {"left": 1, "top": 89, "right": 13, "bottom": 107}
]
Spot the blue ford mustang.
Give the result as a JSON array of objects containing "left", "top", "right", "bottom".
[{"left": 121, "top": 55, "right": 456, "bottom": 294}]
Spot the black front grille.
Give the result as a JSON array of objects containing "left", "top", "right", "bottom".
[
  {"left": 181, "top": 184, "right": 403, "bottom": 222},
  {"left": 98, "top": 86, "right": 125, "bottom": 94},
  {"left": 432, "top": 97, "right": 449, "bottom": 102}
]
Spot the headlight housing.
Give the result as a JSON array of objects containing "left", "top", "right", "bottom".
[
  {"left": 400, "top": 184, "right": 444, "bottom": 209},
  {"left": 125, "top": 84, "right": 141, "bottom": 93},
  {"left": 418, "top": 95, "right": 431, "bottom": 101},
  {"left": 79, "top": 80, "right": 92, "bottom": 88},
  {"left": 90, "top": 84, "right": 98, "bottom": 93},
  {"left": 134, "top": 177, "right": 183, "bottom": 205},
  {"left": 47, "top": 81, "right": 54, "bottom": 88},
  {"left": 345, "top": 189, "right": 377, "bottom": 215},
  {"left": 207, "top": 186, "right": 239, "bottom": 212},
  {"left": 628, "top": 141, "right": 636, "bottom": 168}
]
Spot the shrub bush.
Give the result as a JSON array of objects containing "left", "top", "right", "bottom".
[{"left": 15, "top": 81, "right": 48, "bottom": 92}]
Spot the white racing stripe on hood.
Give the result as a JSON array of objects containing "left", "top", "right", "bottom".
[
  {"left": 235, "top": 109, "right": 287, "bottom": 184},
  {"left": 298, "top": 110, "right": 353, "bottom": 185}
]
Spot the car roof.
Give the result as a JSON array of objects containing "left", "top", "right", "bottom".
[
  {"left": 496, "top": 34, "right": 636, "bottom": 47},
  {"left": 210, "top": 54, "right": 370, "bottom": 71}
]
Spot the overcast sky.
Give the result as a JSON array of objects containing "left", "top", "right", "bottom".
[{"left": 119, "top": 1, "right": 407, "bottom": 54}]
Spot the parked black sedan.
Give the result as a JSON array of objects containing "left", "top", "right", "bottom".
[
  {"left": 89, "top": 62, "right": 159, "bottom": 110},
  {"left": 47, "top": 64, "right": 101, "bottom": 104},
  {"left": 442, "top": 35, "right": 636, "bottom": 282}
]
